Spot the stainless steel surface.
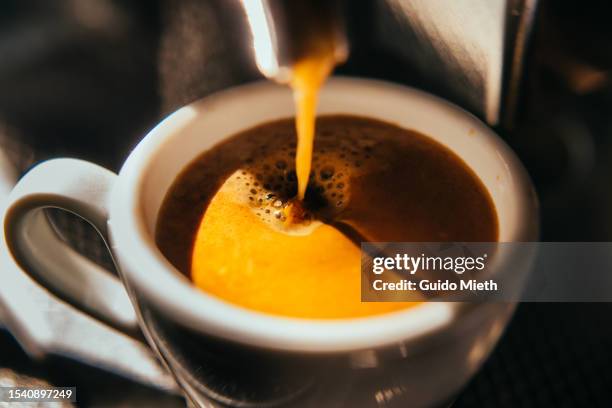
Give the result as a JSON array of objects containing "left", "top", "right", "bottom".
[{"left": 375, "top": 0, "right": 537, "bottom": 125}]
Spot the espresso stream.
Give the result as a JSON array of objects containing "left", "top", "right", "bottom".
[
  {"left": 290, "top": 42, "right": 336, "bottom": 201},
  {"left": 156, "top": 116, "right": 498, "bottom": 319}
]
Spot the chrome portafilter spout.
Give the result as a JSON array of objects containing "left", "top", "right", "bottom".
[{"left": 238, "top": 0, "right": 348, "bottom": 83}]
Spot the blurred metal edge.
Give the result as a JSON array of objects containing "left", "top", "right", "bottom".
[
  {"left": 0, "top": 143, "right": 179, "bottom": 394},
  {"left": 502, "top": 0, "right": 538, "bottom": 129},
  {"left": 374, "top": 0, "right": 538, "bottom": 128}
]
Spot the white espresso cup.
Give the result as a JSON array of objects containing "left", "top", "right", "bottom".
[{"left": 2, "top": 78, "right": 538, "bottom": 407}]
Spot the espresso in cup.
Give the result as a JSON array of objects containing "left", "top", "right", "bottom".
[{"left": 155, "top": 115, "right": 498, "bottom": 319}]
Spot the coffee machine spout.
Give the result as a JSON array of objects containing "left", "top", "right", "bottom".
[{"left": 238, "top": 0, "right": 348, "bottom": 83}]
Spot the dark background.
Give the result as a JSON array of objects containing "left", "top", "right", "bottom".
[{"left": 1, "top": 0, "right": 612, "bottom": 406}]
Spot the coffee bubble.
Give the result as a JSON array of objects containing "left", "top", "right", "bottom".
[
  {"left": 215, "top": 117, "right": 388, "bottom": 231},
  {"left": 320, "top": 166, "right": 334, "bottom": 180}
]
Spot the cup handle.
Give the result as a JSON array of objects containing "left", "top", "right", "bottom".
[{"left": 2, "top": 158, "right": 138, "bottom": 333}]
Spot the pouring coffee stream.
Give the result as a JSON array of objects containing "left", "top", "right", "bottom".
[
  {"left": 290, "top": 47, "right": 337, "bottom": 202},
  {"left": 283, "top": 27, "right": 346, "bottom": 223},
  {"left": 283, "top": 44, "right": 339, "bottom": 222},
  {"left": 240, "top": 0, "right": 348, "bottom": 212}
]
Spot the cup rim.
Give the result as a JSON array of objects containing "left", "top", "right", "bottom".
[{"left": 109, "top": 77, "right": 538, "bottom": 353}]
